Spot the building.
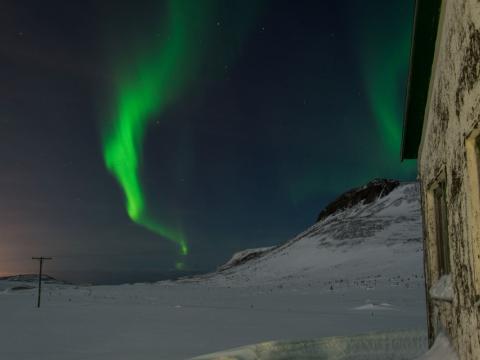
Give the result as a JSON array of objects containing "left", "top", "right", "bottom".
[{"left": 402, "top": 0, "right": 480, "bottom": 358}]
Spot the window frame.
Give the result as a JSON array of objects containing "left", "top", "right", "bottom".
[
  {"left": 431, "top": 180, "right": 451, "bottom": 276},
  {"left": 426, "top": 171, "right": 451, "bottom": 281},
  {"left": 465, "top": 128, "right": 480, "bottom": 295}
]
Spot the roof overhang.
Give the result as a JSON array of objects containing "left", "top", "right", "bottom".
[{"left": 401, "top": 0, "right": 443, "bottom": 160}]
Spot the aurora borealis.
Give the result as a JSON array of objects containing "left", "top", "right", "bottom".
[
  {"left": 101, "top": 0, "right": 265, "bottom": 267},
  {"left": 353, "top": 1, "right": 415, "bottom": 163},
  {"left": 1, "top": 0, "right": 416, "bottom": 281},
  {"left": 101, "top": 0, "right": 208, "bottom": 260}
]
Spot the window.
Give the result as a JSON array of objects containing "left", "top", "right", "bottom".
[
  {"left": 466, "top": 128, "right": 480, "bottom": 294},
  {"left": 433, "top": 181, "right": 451, "bottom": 276}
]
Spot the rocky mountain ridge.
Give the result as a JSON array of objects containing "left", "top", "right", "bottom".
[{"left": 195, "top": 179, "right": 423, "bottom": 288}]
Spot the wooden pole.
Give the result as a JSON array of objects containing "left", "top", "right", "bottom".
[{"left": 32, "top": 257, "right": 52, "bottom": 308}]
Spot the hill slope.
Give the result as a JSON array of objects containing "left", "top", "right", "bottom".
[
  {"left": 191, "top": 181, "right": 423, "bottom": 288},
  {"left": 0, "top": 180, "right": 426, "bottom": 360}
]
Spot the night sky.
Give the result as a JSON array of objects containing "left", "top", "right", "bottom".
[{"left": 1, "top": 0, "right": 416, "bottom": 282}]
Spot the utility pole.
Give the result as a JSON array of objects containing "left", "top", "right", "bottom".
[{"left": 32, "top": 257, "right": 52, "bottom": 308}]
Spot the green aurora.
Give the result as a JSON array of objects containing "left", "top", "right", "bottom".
[
  {"left": 354, "top": 1, "right": 416, "bottom": 168},
  {"left": 101, "top": 0, "right": 209, "bottom": 263},
  {"left": 362, "top": 22, "right": 413, "bottom": 159},
  {"left": 284, "top": 2, "right": 416, "bottom": 204},
  {"left": 99, "top": 0, "right": 414, "bottom": 268}
]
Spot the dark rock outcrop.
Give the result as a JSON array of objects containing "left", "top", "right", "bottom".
[{"left": 316, "top": 179, "right": 400, "bottom": 222}]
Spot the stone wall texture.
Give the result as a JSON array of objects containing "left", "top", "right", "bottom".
[{"left": 419, "top": 1, "right": 480, "bottom": 359}]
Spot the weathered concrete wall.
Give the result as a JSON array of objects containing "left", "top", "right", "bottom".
[{"left": 419, "top": 0, "right": 480, "bottom": 359}]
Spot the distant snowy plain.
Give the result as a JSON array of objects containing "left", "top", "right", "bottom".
[{"left": 0, "top": 183, "right": 429, "bottom": 359}]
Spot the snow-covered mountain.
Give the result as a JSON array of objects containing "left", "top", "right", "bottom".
[
  {"left": 187, "top": 180, "right": 423, "bottom": 288},
  {"left": 0, "top": 274, "right": 63, "bottom": 283},
  {"left": 0, "top": 179, "right": 427, "bottom": 360}
]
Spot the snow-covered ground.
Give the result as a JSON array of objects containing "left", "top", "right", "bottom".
[
  {"left": 192, "top": 330, "right": 428, "bottom": 360},
  {"left": 416, "top": 333, "right": 459, "bottom": 360},
  {"left": 0, "top": 182, "right": 430, "bottom": 359}
]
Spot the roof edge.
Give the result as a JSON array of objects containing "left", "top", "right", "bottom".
[{"left": 401, "top": 0, "right": 442, "bottom": 160}]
